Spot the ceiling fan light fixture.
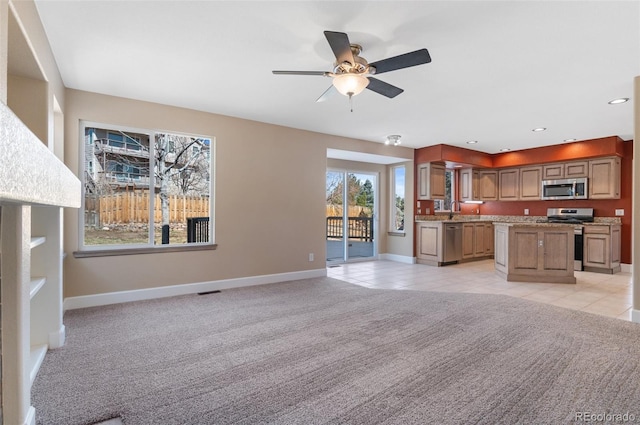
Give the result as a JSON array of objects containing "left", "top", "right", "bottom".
[{"left": 332, "top": 74, "right": 369, "bottom": 97}]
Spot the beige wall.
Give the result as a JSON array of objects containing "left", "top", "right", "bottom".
[
  {"left": 7, "top": 74, "right": 47, "bottom": 141},
  {"left": 64, "top": 89, "right": 413, "bottom": 297}
]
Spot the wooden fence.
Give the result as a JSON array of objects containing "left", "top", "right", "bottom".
[
  {"left": 326, "top": 205, "right": 372, "bottom": 217},
  {"left": 85, "top": 192, "right": 209, "bottom": 226}
]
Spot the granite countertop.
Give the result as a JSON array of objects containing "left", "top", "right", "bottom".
[{"left": 415, "top": 214, "right": 622, "bottom": 225}]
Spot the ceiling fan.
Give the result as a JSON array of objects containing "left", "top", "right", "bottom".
[{"left": 273, "top": 31, "right": 431, "bottom": 108}]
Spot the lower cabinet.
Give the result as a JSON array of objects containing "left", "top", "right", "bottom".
[
  {"left": 416, "top": 222, "right": 443, "bottom": 266},
  {"left": 494, "top": 224, "right": 576, "bottom": 283},
  {"left": 462, "top": 222, "right": 493, "bottom": 260},
  {"left": 583, "top": 224, "right": 621, "bottom": 274}
]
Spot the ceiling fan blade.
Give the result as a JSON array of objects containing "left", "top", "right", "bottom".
[
  {"left": 366, "top": 77, "right": 404, "bottom": 98},
  {"left": 272, "top": 70, "right": 331, "bottom": 76},
  {"left": 316, "top": 85, "right": 337, "bottom": 102},
  {"left": 369, "top": 48, "right": 431, "bottom": 75},
  {"left": 324, "top": 31, "right": 355, "bottom": 66}
]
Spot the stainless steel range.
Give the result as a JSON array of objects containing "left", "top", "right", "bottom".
[{"left": 545, "top": 208, "right": 594, "bottom": 271}]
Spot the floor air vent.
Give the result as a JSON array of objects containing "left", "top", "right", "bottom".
[{"left": 197, "top": 290, "right": 221, "bottom": 296}]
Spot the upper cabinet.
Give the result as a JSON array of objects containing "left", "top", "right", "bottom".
[
  {"left": 460, "top": 169, "right": 498, "bottom": 202},
  {"left": 459, "top": 168, "right": 479, "bottom": 202},
  {"left": 519, "top": 166, "right": 542, "bottom": 200},
  {"left": 479, "top": 170, "right": 498, "bottom": 201},
  {"left": 446, "top": 155, "right": 621, "bottom": 207},
  {"left": 589, "top": 157, "right": 621, "bottom": 199},
  {"left": 498, "top": 168, "right": 519, "bottom": 201},
  {"left": 542, "top": 161, "right": 588, "bottom": 180},
  {"left": 417, "top": 162, "right": 446, "bottom": 200},
  {"left": 499, "top": 167, "right": 541, "bottom": 201}
]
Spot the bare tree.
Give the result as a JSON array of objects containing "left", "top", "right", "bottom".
[{"left": 155, "top": 133, "right": 209, "bottom": 243}]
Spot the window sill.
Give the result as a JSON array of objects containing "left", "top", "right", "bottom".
[
  {"left": 387, "top": 231, "right": 406, "bottom": 237},
  {"left": 73, "top": 243, "right": 217, "bottom": 258}
]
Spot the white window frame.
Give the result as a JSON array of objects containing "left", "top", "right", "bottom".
[
  {"left": 390, "top": 165, "right": 406, "bottom": 233},
  {"left": 75, "top": 120, "right": 216, "bottom": 257}
]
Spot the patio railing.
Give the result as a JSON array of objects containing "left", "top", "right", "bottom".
[{"left": 326, "top": 216, "right": 374, "bottom": 242}]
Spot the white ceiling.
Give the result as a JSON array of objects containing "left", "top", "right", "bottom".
[{"left": 33, "top": 1, "right": 639, "bottom": 156}]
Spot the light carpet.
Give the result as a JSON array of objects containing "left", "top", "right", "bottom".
[{"left": 32, "top": 277, "right": 640, "bottom": 424}]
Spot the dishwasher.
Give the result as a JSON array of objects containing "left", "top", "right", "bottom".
[{"left": 443, "top": 223, "right": 463, "bottom": 263}]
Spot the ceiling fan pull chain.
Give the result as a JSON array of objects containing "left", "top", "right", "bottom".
[{"left": 349, "top": 93, "right": 354, "bottom": 112}]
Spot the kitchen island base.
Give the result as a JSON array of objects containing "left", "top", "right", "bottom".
[{"left": 494, "top": 223, "right": 576, "bottom": 284}]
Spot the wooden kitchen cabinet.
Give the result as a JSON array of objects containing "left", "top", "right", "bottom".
[
  {"left": 498, "top": 168, "right": 519, "bottom": 201},
  {"left": 459, "top": 168, "right": 479, "bottom": 202},
  {"left": 565, "top": 161, "right": 589, "bottom": 178},
  {"left": 484, "top": 223, "right": 494, "bottom": 256},
  {"left": 494, "top": 223, "right": 575, "bottom": 283},
  {"left": 583, "top": 224, "right": 621, "bottom": 274},
  {"left": 417, "top": 162, "right": 446, "bottom": 200},
  {"left": 589, "top": 157, "right": 621, "bottom": 199},
  {"left": 542, "top": 163, "right": 564, "bottom": 180},
  {"left": 416, "top": 221, "right": 443, "bottom": 265},
  {"left": 462, "top": 223, "right": 475, "bottom": 259},
  {"left": 461, "top": 168, "right": 498, "bottom": 202},
  {"left": 519, "top": 166, "right": 542, "bottom": 200},
  {"left": 542, "top": 161, "right": 588, "bottom": 180},
  {"left": 462, "top": 222, "right": 492, "bottom": 260},
  {"left": 479, "top": 170, "right": 498, "bottom": 201}
]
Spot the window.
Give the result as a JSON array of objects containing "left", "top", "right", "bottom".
[
  {"left": 80, "top": 121, "right": 214, "bottom": 252},
  {"left": 434, "top": 169, "right": 455, "bottom": 211},
  {"left": 390, "top": 165, "right": 405, "bottom": 232}
]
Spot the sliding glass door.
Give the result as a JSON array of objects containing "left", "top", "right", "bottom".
[{"left": 326, "top": 170, "right": 377, "bottom": 263}]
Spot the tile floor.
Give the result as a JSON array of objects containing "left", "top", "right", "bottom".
[{"left": 327, "top": 259, "right": 635, "bottom": 321}]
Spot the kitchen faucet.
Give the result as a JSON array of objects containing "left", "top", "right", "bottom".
[{"left": 449, "top": 200, "right": 459, "bottom": 220}]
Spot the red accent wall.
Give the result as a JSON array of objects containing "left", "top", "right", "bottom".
[
  {"left": 414, "top": 138, "right": 633, "bottom": 264},
  {"left": 492, "top": 136, "right": 625, "bottom": 168}
]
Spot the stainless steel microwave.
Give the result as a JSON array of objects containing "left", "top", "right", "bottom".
[{"left": 541, "top": 178, "right": 588, "bottom": 200}]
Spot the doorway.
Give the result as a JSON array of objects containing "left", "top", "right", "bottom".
[{"left": 326, "top": 170, "right": 377, "bottom": 263}]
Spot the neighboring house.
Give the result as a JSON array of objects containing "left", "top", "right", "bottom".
[{"left": 85, "top": 128, "right": 152, "bottom": 193}]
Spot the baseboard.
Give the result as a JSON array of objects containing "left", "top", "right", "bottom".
[
  {"left": 26, "top": 406, "right": 36, "bottom": 425},
  {"left": 379, "top": 253, "right": 416, "bottom": 264},
  {"left": 620, "top": 263, "right": 632, "bottom": 273},
  {"left": 64, "top": 268, "right": 327, "bottom": 311},
  {"left": 632, "top": 309, "right": 640, "bottom": 325},
  {"left": 49, "top": 325, "right": 65, "bottom": 349}
]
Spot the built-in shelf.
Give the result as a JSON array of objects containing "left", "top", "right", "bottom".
[
  {"left": 29, "top": 277, "right": 47, "bottom": 299},
  {"left": 30, "top": 236, "right": 46, "bottom": 249},
  {"left": 29, "top": 344, "right": 48, "bottom": 384}
]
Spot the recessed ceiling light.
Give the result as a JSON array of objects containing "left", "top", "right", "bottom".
[
  {"left": 564, "top": 138, "right": 577, "bottom": 142},
  {"left": 608, "top": 98, "right": 629, "bottom": 105},
  {"left": 500, "top": 148, "right": 510, "bottom": 152},
  {"left": 532, "top": 127, "right": 547, "bottom": 132},
  {"left": 466, "top": 140, "right": 478, "bottom": 144}
]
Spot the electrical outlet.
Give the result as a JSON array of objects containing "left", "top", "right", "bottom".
[
  {"left": 308, "top": 253, "right": 314, "bottom": 262},
  {"left": 524, "top": 209, "right": 529, "bottom": 215},
  {"left": 615, "top": 209, "right": 624, "bottom": 216}
]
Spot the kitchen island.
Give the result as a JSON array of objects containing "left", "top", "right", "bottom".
[{"left": 494, "top": 223, "right": 576, "bottom": 284}]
